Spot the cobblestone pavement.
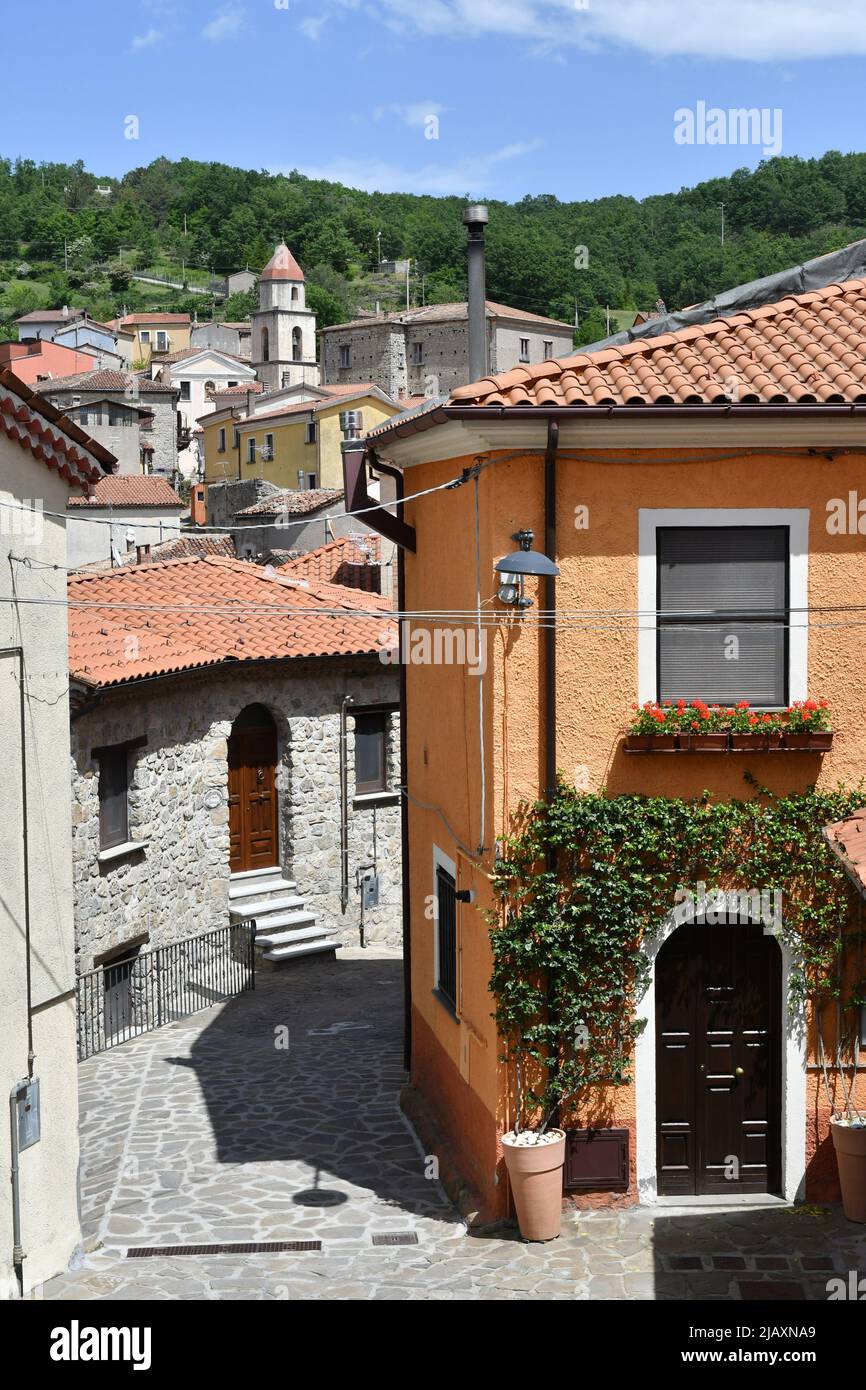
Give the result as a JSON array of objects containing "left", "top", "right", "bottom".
[{"left": 43, "top": 949, "right": 866, "bottom": 1301}]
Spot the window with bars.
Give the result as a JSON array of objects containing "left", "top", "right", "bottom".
[
  {"left": 435, "top": 862, "right": 457, "bottom": 1009},
  {"left": 656, "top": 525, "right": 789, "bottom": 705}
]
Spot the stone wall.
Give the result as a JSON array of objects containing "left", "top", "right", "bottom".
[{"left": 70, "top": 659, "right": 402, "bottom": 971}]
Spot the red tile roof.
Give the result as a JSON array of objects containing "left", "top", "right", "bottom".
[
  {"left": 280, "top": 535, "right": 382, "bottom": 592},
  {"left": 0, "top": 369, "right": 112, "bottom": 488},
  {"left": 68, "top": 556, "right": 395, "bottom": 688},
  {"left": 260, "top": 243, "right": 305, "bottom": 282},
  {"left": 321, "top": 300, "right": 573, "bottom": 333},
  {"left": 234, "top": 487, "right": 343, "bottom": 517},
  {"left": 68, "top": 476, "right": 183, "bottom": 509},
  {"left": 824, "top": 809, "right": 866, "bottom": 895},
  {"left": 36, "top": 369, "right": 174, "bottom": 395},
  {"left": 450, "top": 280, "right": 866, "bottom": 409},
  {"left": 119, "top": 313, "right": 191, "bottom": 326},
  {"left": 78, "top": 534, "right": 236, "bottom": 569}
]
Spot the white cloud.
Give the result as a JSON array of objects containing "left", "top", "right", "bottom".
[
  {"left": 327, "top": 0, "right": 866, "bottom": 62},
  {"left": 202, "top": 5, "right": 246, "bottom": 42},
  {"left": 300, "top": 16, "right": 328, "bottom": 40},
  {"left": 374, "top": 101, "right": 446, "bottom": 127},
  {"left": 290, "top": 139, "right": 543, "bottom": 195},
  {"left": 131, "top": 28, "right": 164, "bottom": 50}
]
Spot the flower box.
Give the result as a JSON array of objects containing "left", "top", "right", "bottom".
[{"left": 683, "top": 732, "right": 728, "bottom": 752}]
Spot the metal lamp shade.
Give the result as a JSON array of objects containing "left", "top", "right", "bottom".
[{"left": 495, "top": 549, "right": 560, "bottom": 578}]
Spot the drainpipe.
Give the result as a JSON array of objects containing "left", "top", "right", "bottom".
[
  {"left": 339, "top": 695, "right": 354, "bottom": 911},
  {"left": 366, "top": 455, "right": 413, "bottom": 1068},
  {"left": 3, "top": 647, "right": 33, "bottom": 1296},
  {"left": 463, "top": 205, "right": 489, "bottom": 384},
  {"left": 544, "top": 420, "right": 559, "bottom": 801}
]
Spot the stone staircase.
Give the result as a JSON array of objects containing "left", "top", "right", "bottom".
[{"left": 229, "top": 867, "right": 342, "bottom": 964}]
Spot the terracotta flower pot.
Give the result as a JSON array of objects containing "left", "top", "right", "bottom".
[
  {"left": 625, "top": 734, "right": 655, "bottom": 751},
  {"left": 831, "top": 1120, "right": 866, "bottom": 1223},
  {"left": 501, "top": 1129, "right": 566, "bottom": 1241},
  {"left": 653, "top": 734, "right": 678, "bottom": 751},
  {"left": 809, "top": 730, "right": 834, "bottom": 751},
  {"left": 782, "top": 732, "right": 812, "bottom": 749},
  {"left": 688, "top": 732, "right": 729, "bottom": 752},
  {"left": 730, "top": 732, "right": 764, "bottom": 751}
]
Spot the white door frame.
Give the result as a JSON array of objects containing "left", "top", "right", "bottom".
[{"left": 634, "top": 904, "right": 807, "bottom": 1204}]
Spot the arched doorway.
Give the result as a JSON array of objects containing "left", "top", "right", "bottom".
[
  {"left": 227, "top": 704, "right": 278, "bottom": 874},
  {"left": 654, "top": 918, "right": 782, "bottom": 1197}
]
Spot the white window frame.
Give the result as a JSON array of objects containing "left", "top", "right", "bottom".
[
  {"left": 432, "top": 844, "right": 458, "bottom": 1009},
  {"left": 637, "top": 508, "right": 809, "bottom": 707},
  {"left": 247, "top": 437, "right": 256, "bottom": 463}
]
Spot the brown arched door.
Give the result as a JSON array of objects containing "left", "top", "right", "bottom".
[{"left": 227, "top": 704, "right": 278, "bottom": 874}]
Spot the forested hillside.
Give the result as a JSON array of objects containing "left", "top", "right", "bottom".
[{"left": 2, "top": 150, "right": 866, "bottom": 344}]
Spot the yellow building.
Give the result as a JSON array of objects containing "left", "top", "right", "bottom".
[
  {"left": 200, "top": 384, "right": 409, "bottom": 489},
  {"left": 116, "top": 313, "right": 192, "bottom": 366}
]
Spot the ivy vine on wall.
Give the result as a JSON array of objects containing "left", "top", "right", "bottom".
[{"left": 489, "top": 776, "right": 866, "bottom": 1133}]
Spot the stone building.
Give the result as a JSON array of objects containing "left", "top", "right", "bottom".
[
  {"left": 37, "top": 369, "right": 179, "bottom": 478},
  {"left": 319, "top": 300, "right": 574, "bottom": 398},
  {"left": 68, "top": 555, "right": 401, "bottom": 982},
  {"left": 251, "top": 244, "right": 318, "bottom": 393}
]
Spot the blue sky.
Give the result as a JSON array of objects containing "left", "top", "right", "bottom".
[{"left": 6, "top": 1, "right": 866, "bottom": 202}]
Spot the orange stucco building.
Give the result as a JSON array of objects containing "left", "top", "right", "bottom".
[{"left": 362, "top": 278, "right": 866, "bottom": 1222}]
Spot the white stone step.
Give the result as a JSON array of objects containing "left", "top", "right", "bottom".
[
  {"left": 230, "top": 866, "right": 284, "bottom": 883},
  {"left": 255, "top": 924, "right": 334, "bottom": 948},
  {"left": 253, "top": 909, "right": 317, "bottom": 936},
  {"left": 228, "top": 876, "right": 296, "bottom": 902},
  {"left": 262, "top": 939, "right": 343, "bottom": 962},
  {"left": 230, "top": 894, "right": 305, "bottom": 919}
]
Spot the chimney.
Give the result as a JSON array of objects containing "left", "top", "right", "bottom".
[
  {"left": 136, "top": 543, "right": 151, "bottom": 564},
  {"left": 462, "top": 204, "right": 489, "bottom": 383},
  {"left": 62, "top": 304, "right": 69, "bottom": 319}
]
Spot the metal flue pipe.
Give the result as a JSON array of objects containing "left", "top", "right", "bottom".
[{"left": 463, "top": 204, "right": 489, "bottom": 384}]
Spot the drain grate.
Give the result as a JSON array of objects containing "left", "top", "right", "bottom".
[
  {"left": 127, "top": 1240, "right": 322, "bottom": 1258},
  {"left": 371, "top": 1232, "right": 419, "bottom": 1247}
]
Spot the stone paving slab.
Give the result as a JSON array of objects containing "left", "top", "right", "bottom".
[{"left": 40, "top": 948, "right": 866, "bottom": 1301}]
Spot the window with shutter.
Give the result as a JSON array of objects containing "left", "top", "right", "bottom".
[
  {"left": 99, "top": 748, "right": 130, "bottom": 849},
  {"left": 656, "top": 526, "right": 789, "bottom": 705},
  {"left": 354, "top": 712, "right": 387, "bottom": 793},
  {"left": 435, "top": 863, "right": 457, "bottom": 1009}
]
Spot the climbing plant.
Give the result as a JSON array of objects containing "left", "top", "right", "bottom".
[{"left": 489, "top": 776, "right": 866, "bottom": 1133}]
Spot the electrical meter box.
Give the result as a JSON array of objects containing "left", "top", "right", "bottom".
[
  {"left": 361, "top": 872, "right": 379, "bottom": 910},
  {"left": 16, "top": 1079, "right": 40, "bottom": 1151}
]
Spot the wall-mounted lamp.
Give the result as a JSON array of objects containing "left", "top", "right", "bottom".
[{"left": 494, "top": 529, "right": 559, "bottom": 609}]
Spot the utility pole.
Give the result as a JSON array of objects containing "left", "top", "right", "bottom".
[
  {"left": 719, "top": 202, "right": 725, "bottom": 246},
  {"left": 376, "top": 230, "right": 381, "bottom": 267}
]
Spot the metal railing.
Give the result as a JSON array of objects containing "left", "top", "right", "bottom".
[{"left": 76, "top": 921, "right": 255, "bottom": 1060}]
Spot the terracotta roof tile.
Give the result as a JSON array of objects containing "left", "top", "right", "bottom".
[
  {"left": 449, "top": 279, "right": 866, "bottom": 408},
  {"left": 234, "top": 487, "right": 342, "bottom": 517},
  {"left": 68, "top": 476, "right": 183, "bottom": 508},
  {"left": 68, "top": 556, "right": 394, "bottom": 688},
  {"left": 279, "top": 535, "right": 382, "bottom": 593},
  {"left": 320, "top": 300, "right": 572, "bottom": 334},
  {"left": 0, "top": 369, "right": 111, "bottom": 486},
  {"left": 119, "top": 313, "right": 191, "bottom": 326},
  {"left": 36, "top": 369, "right": 174, "bottom": 394},
  {"left": 824, "top": 809, "right": 866, "bottom": 894},
  {"left": 260, "top": 243, "right": 305, "bottom": 282},
  {"left": 79, "top": 535, "right": 235, "bottom": 569}
]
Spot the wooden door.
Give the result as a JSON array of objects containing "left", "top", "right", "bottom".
[
  {"left": 656, "top": 922, "right": 781, "bottom": 1196},
  {"left": 227, "top": 708, "right": 278, "bottom": 874}
]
